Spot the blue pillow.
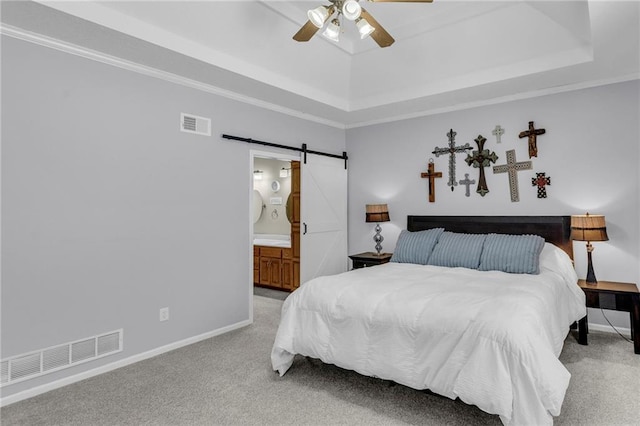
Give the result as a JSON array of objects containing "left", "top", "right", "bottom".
[
  {"left": 427, "top": 232, "right": 486, "bottom": 269},
  {"left": 390, "top": 228, "right": 445, "bottom": 265},
  {"left": 479, "top": 233, "right": 545, "bottom": 274}
]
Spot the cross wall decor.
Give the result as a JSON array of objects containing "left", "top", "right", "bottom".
[
  {"left": 459, "top": 173, "right": 475, "bottom": 197},
  {"left": 420, "top": 159, "right": 442, "bottom": 203},
  {"left": 493, "top": 149, "right": 532, "bottom": 202},
  {"left": 492, "top": 125, "right": 504, "bottom": 144},
  {"left": 432, "top": 129, "right": 471, "bottom": 192},
  {"left": 518, "top": 121, "right": 546, "bottom": 158},
  {"left": 532, "top": 172, "right": 551, "bottom": 198},
  {"left": 465, "top": 135, "right": 498, "bottom": 197}
]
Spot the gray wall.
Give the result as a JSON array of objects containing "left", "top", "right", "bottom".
[
  {"left": 2, "top": 29, "right": 639, "bottom": 400},
  {"left": 0, "top": 36, "right": 345, "bottom": 397},
  {"left": 346, "top": 79, "right": 640, "bottom": 329}
]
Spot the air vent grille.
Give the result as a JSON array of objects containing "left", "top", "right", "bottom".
[
  {"left": 43, "top": 345, "right": 69, "bottom": 372},
  {"left": 0, "top": 329, "right": 122, "bottom": 387},
  {"left": 180, "top": 113, "right": 211, "bottom": 136}
]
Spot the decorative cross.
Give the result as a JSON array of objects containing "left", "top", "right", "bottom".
[
  {"left": 459, "top": 173, "right": 475, "bottom": 197},
  {"left": 518, "top": 121, "right": 546, "bottom": 158},
  {"left": 432, "top": 129, "right": 472, "bottom": 192},
  {"left": 532, "top": 172, "right": 551, "bottom": 198},
  {"left": 492, "top": 125, "right": 504, "bottom": 144},
  {"left": 492, "top": 149, "right": 532, "bottom": 202},
  {"left": 465, "top": 135, "right": 498, "bottom": 197},
  {"left": 420, "top": 159, "right": 442, "bottom": 202}
]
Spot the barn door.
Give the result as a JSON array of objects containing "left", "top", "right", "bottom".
[{"left": 300, "top": 155, "right": 348, "bottom": 284}]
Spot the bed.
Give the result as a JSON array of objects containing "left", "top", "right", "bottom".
[{"left": 271, "top": 216, "right": 586, "bottom": 425}]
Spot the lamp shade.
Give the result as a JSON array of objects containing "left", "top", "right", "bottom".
[
  {"left": 323, "top": 19, "right": 340, "bottom": 42},
  {"left": 356, "top": 17, "right": 375, "bottom": 39},
  {"left": 342, "top": 0, "right": 362, "bottom": 21},
  {"left": 366, "top": 204, "right": 390, "bottom": 223},
  {"left": 571, "top": 214, "right": 609, "bottom": 242},
  {"left": 308, "top": 5, "right": 330, "bottom": 28}
]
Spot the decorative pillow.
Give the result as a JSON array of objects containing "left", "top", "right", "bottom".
[
  {"left": 478, "top": 233, "right": 546, "bottom": 274},
  {"left": 390, "top": 228, "right": 445, "bottom": 265},
  {"left": 427, "top": 232, "right": 487, "bottom": 269}
]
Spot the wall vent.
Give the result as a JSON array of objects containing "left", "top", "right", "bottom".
[
  {"left": 180, "top": 113, "right": 211, "bottom": 136},
  {"left": 0, "top": 329, "right": 123, "bottom": 387}
]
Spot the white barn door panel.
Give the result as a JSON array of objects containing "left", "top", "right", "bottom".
[{"left": 300, "top": 155, "right": 348, "bottom": 284}]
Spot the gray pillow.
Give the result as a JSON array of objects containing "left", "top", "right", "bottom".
[
  {"left": 479, "top": 233, "right": 545, "bottom": 274},
  {"left": 390, "top": 228, "right": 445, "bottom": 265},
  {"left": 427, "top": 232, "right": 487, "bottom": 269}
]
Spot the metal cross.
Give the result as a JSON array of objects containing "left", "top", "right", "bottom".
[
  {"left": 420, "top": 159, "right": 442, "bottom": 202},
  {"left": 432, "top": 129, "right": 472, "bottom": 191},
  {"left": 465, "top": 135, "right": 498, "bottom": 197},
  {"left": 493, "top": 149, "right": 532, "bottom": 202},
  {"left": 532, "top": 172, "right": 551, "bottom": 198},
  {"left": 492, "top": 125, "right": 504, "bottom": 143},
  {"left": 518, "top": 121, "right": 546, "bottom": 158},
  {"left": 458, "top": 173, "right": 475, "bottom": 197}
]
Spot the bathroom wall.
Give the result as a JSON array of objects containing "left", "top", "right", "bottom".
[{"left": 253, "top": 158, "right": 292, "bottom": 236}]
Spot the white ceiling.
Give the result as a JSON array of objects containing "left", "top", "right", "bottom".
[{"left": 2, "top": 1, "right": 639, "bottom": 128}]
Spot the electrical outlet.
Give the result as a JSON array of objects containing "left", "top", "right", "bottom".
[{"left": 159, "top": 307, "right": 169, "bottom": 322}]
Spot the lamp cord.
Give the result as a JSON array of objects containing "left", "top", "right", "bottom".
[{"left": 600, "top": 307, "right": 633, "bottom": 343}]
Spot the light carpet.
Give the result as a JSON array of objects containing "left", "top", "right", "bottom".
[{"left": 1, "top": 295, "right": 639, "bottom": 425}]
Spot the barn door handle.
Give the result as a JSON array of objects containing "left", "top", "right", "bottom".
[{"left": 303, "top": 222, "right": 307, "bottom": 235}]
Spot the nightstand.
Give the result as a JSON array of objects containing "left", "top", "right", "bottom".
[
  {"left": 577, "top": 279, "right": 639, "bottom": 354},
  {"left": 349, "top": 252, "right": 392, "bottom": 269}
]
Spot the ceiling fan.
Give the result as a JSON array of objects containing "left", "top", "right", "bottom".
[{"left": 293, "top": 0, "right": 434, "bottom": 48}]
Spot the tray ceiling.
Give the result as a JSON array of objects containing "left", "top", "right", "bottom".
[{"left": 2, "top": 1, "right": 638, "bottom": 128}]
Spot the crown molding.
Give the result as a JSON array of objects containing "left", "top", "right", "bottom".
[{"left": 0, "top": 24, "right": 346, "bottom": 130}]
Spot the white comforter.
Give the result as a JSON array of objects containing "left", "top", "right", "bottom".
[{"left": 271, "top": 244, "right": 585, "bottom": 425}]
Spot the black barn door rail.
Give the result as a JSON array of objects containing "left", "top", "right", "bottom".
[{"left": 221, "top": 134, "right": 348, "bottom": 169}]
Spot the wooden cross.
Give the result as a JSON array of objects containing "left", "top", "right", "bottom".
[
  {"left": 492, "top": 149, "right": 532, "bottom": 202},
  {"left": 518, "top": 121, "right": 546, "bottom": 158},
  {"left": 492, "top": 125, "right": 504, "bottom": 144},
  {"left": 532, "top": 172, "right": 551, "bottom": 198},
  {"left": 420, "top": 159, "right": 442, "bottom": 202},
  {"left": 465, "top": 135, "right": 498, "bottom": 197},
  {"left": 432, "top": 129, "right": 472, "bottom": 192},
  {"left": 458, "top": 173, "right": 475, "bottom": 197}
]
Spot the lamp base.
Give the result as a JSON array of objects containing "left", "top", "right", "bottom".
[
  {"left": 373, "top": 223, "right": 384, "bottom": 255},
  {"left": 585, "top": 244, "right": 598, "bottom": 285}
]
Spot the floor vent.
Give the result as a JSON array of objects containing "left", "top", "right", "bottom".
[
  {"left": 180, "top": 113, "right": 211, "bottom": 136},
  {"left": 0, "top": 329, "right": 123, "bottom": 387}
]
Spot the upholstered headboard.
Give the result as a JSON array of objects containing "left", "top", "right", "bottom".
[{"left": 407, "top": 216, "right": 573, "bottom": 260}]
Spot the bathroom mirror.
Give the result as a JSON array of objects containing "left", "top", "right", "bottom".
[
  {"left": 253, "top": 190, "right": 264, "bottom": 223},
  {"left": 285, "top": 193, "right": 293, "bottom": 224}
]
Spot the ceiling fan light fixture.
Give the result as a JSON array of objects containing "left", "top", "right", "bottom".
[
  {"left": 356, "top": 17, "right": 375, "bottom": 39},
  {"left": 323, "top": 18, "right": 341, "bottom": 42},
  {"left": 308, "top": 5, "right": 330, "bottom": 28},
  {"left": 342, "top": 0, "right": 362, "bottom": 21}
]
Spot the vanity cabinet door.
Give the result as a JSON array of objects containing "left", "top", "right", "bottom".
[
  {"left": 282, "top": 259, "right": 293, "bottom": 290},
  {"left": 259, "top": 256, "right": 282, "bottom": 288}
]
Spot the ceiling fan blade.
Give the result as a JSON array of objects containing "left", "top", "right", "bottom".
[
  {"left": 293, "top": 5, "right": 336, "bottom": 42},
  {"left": 293, "top": 20, "right": 320, "bottom": 42},
  {"left": 361, "top": 8, "right": 395, "bottom": 48},
  {"left": 369, "top": 0, "right": 433, "bottom": 2}
]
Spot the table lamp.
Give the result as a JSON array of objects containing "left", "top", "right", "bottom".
[
  {"left": 571, "top": 213, "right": 609, "bottom": 284},
  {"left": 366, "top": 204, "right": 390, "bottom": 255}
]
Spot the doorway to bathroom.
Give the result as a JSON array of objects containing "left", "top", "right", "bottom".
[
  {"left": 251, "top": 152, "right": 300, "bottom": 301},
  {"left": 250, "top": 149, "right": 348, "bottom": 307}
]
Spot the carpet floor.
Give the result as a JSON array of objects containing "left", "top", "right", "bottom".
[{"left": 1, "top": 295, "right": 639, "bottom": 425}]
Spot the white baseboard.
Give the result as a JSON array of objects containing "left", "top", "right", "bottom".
[
  {"left": 588, "top": 321, "right": 631, "bottom": 337},
  {"left": 0, "top": 319, "right": 252, "bottom": 407}
]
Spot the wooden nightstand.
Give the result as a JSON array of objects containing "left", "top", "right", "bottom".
[
  {"left": 349, "top": 252, "right": 392, "bottom": 269},
  {"left": 577, "top": 279, "right": 640, "bottom": 354}
]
